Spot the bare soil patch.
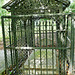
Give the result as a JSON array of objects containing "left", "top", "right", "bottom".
[{"left": 0, "top": 40, "right": 3, "bottom": 50}]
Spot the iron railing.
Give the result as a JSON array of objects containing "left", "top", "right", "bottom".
[{"left": 1, "top": 13, "right": 74, "bottom": 75}]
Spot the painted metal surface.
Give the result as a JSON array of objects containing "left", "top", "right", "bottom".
[{"left": 1, "top": 13, "right": 74, "bottom": 75}]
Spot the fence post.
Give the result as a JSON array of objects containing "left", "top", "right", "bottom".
[
  {"left": 70, "top": 14, "right": 74, "bottom": 74},
  {"left": 13, "top": 18, "right": 19, "bottom": 75},
  {"left": 1, "top": 16, "right": 8, "bottom": 75}
]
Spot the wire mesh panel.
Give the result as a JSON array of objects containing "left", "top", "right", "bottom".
[{"left": 1, "top": 13, "right": 74, "bottom": 75}]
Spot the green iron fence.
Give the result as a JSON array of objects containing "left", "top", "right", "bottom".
[{"left": 1, "top": 13, "right": 74, "bottom": 75}]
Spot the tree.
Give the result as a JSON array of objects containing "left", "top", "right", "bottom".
[
  {"left": 0, "top": 0, "right": 7, "bottom": 16},
  {"left": 64, "top": 1, "right": 75, "bottom": 13},
  {"left": 0, "top": 0, "right": 10, "bottom": 26}
]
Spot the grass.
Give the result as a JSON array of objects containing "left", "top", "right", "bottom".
[
  {"left": 35, "top": 50, "right": 52, "bottom": 59},
  {"left": 27, "top": 49, "right": 53, "bottom": 61},
  {"left": 24, "top": 49, "right": 55, "bottom": 68}
]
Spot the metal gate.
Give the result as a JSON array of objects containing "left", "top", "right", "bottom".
[{"left": 1, "top": 13, "right": 74, "bottom": 75}]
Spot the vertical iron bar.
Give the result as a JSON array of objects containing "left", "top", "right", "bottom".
[
  {"left": 1, "top": 17, "right": 8, "bottom": 75},
  {"left": 11, "top": 17, "right": 15, "bottom": 65},
  {"left": 37, "top": 21, "right": 38, "bottom": 47},
  {"left": 28, "top": 60, "right": 30, "bottom": 75},
  {"left": 62, "top": 15, "right": 65, "bottom": 75},
  {"left": 72, "top": 14, "right": 74, "bottom": 66},
  {"left": 39, "top": 21, "right": 42, "bottom": 75},
  {"left": 52, "top": 18, "right": 54, "bottom": 75},
  {"left": 59, "top": 21, "right": 62, "bottom": 75},
  {"left": 49, "top": 20, "right": 51, "bottom": 46},
  {"left": 20, "top": 20, "right": 22, "bottom": 46},
  {"left": 60, "top": 15, "right": 63, "bottom": 75},
  {"left": 49, "top": 20, "right": 51, "bottom": 74},
  {"left": 30, "top": 17, "right": 33, "bottom": 47},
  {"left": 13, "top": 18, "right": 19, "bottom": 75},
  {"left": 70, "top": 14, "right": 74, "bottom": 73},
  {"left": 33, "top": 18, "right": 36, "bottom": 75},
  {"left": 45, "top": 20, "right": 48, "bottom": 75},
  {"left": 56, "top": 15, "right": 60, "bottom": 74},
  {"left": 24, "top": 20, "right": 28, "bottom": 61},
  {"left": 36, "top": 21, "right": 39, "bottom": 47},
  {"left": 27, "top": 19, "right": 30, "bottom": 46},
  {"left": 34, "top": 49, "right": 36, "bottom": 75},
  {"left": 70, "top": 14, "right": 73, "bottom": 74},
  {"left": 63, "top": 15, "right": 66, "bottom": 75},
  {"left": 43, "top": 21, "right": 44, "bottom": 46},
  {"left": 9, "top": 19, "right": 13, "bottom": 67}
]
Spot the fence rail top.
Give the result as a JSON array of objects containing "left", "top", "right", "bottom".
[{"left": 1, "top": 13, "right": 74, "bottom": 18}]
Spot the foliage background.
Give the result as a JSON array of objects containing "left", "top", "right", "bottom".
[
  {"left": 0, "top": 0, "right": 10, "bottom": 39},
  {"left": 64, "top": 0, "right": 75, "bottom": 13}
]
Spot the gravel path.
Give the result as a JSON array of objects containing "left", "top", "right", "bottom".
[{"left": 0, "top": 50, "right": 5, "bottom": 74}]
